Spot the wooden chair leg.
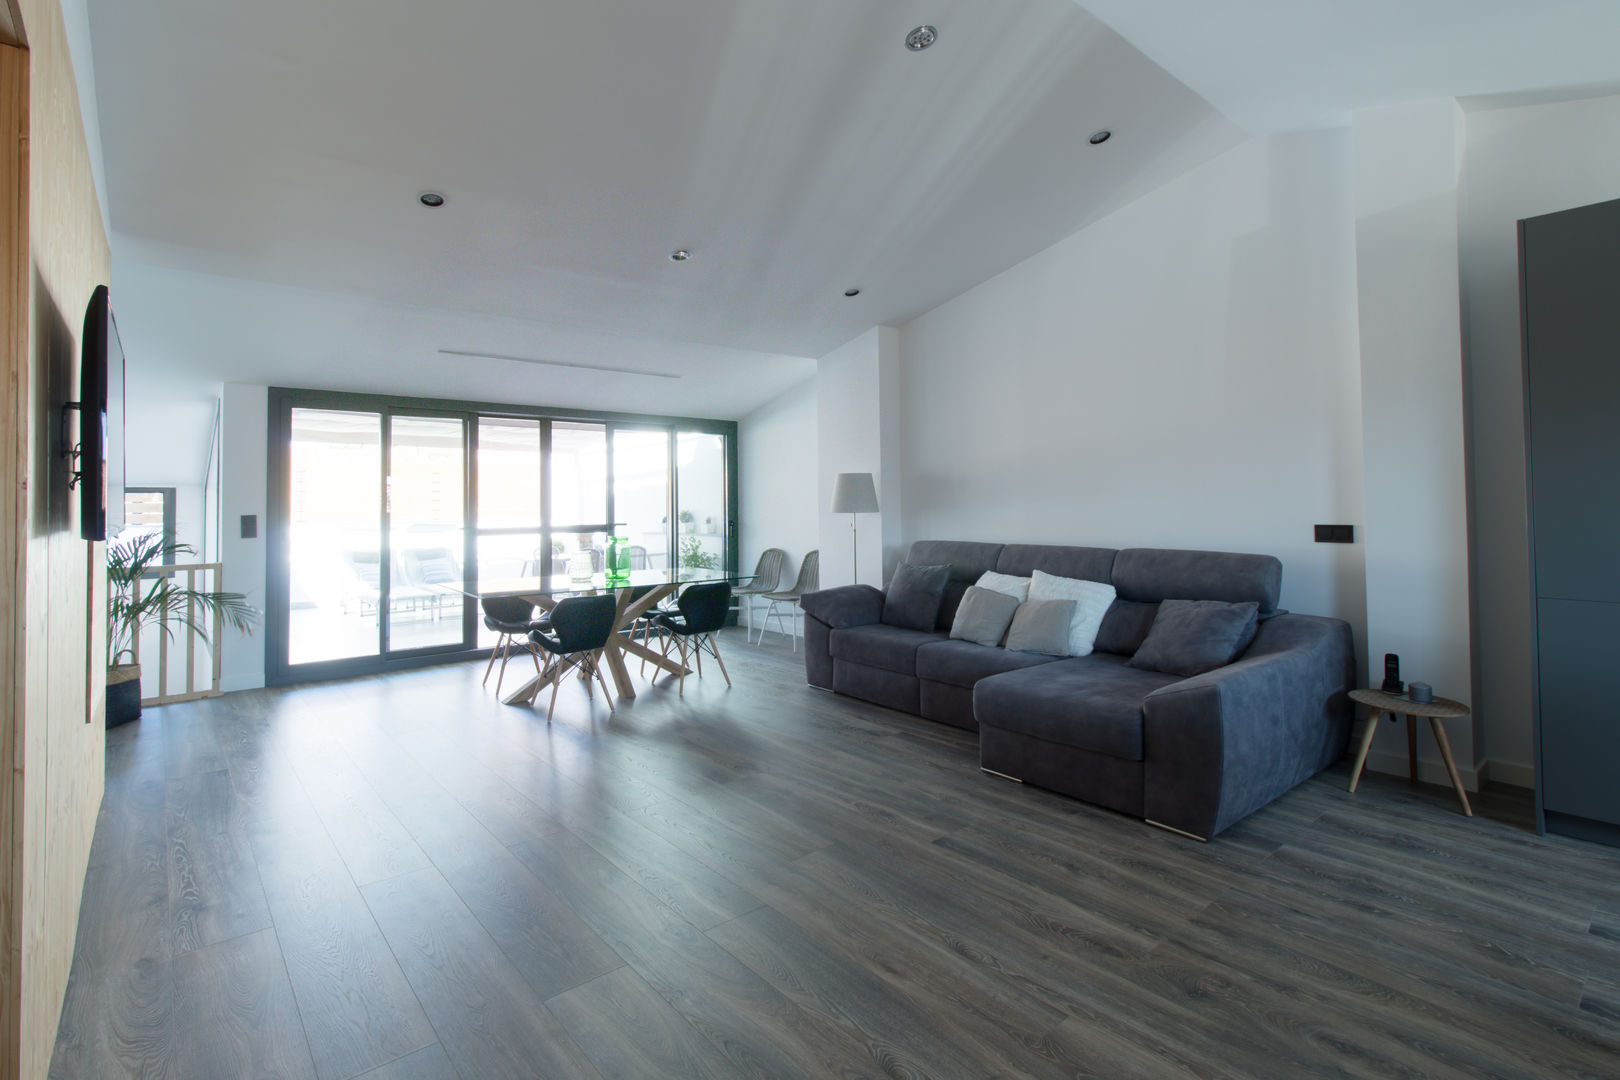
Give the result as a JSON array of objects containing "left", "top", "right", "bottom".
[
  {"left": 546, "top": 671, "right": 563, "bottom": 723},
  {"left": 707, "top": 632, "right": 731, "bottom": 687},
  {"left": 592, "top": 653, "right": 614, "bottom": 710},
  {"left": 482, "top": 632, "right": 505, "bottom": 685},
  {"left": 677, "top": 638, "right": 688, "bottom": 696},
  {"left": 495, "top": 637, "right": 514, "bottom": 695}
]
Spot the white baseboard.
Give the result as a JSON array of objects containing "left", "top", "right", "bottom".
[
  {"left": 1360, "top": 749, "right": 1482, "bottom": 793},
  {"left": 1480, "top": 759, "right": 1535, "bottom": 790},
  {"left": 220, "top": 673, "right": 266, "bottom": 694}
]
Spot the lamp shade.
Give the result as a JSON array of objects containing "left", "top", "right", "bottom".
[{"left": 830, "top": 472, "right": 879, "bottom": 514}]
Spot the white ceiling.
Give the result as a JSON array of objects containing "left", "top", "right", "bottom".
[
  {"left": 84, "top": 1, "right": 1620, "bottom": 484},
  {"left": 90, "top": 0, "right": 1238, "bottom": 361},
  {"left": 1079, "top": 0, "right": 1620, "bottom": 133}
]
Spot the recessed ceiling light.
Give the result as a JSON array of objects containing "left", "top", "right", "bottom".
[
  {"left": 905, "top": 25, "right": 938, "bottom": 51},
  {"left": 419, "top": 191, "right": 445, "bottom": 207},
  {"left": 669, "top": 249, "right": 692, "bottom": 262},
  {"left": 1088, "top": 130, "right": 1112, "bottom": 145},
  {"left": 844, "top": 288, "right": 861, "bottom": 297}
]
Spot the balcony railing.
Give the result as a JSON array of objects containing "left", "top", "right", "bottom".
[{"left": 121, "top": 561, "right": 227, "bottom": 706}]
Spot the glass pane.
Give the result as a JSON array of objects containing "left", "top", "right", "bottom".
[
  {"left": 612, "top": 429, "right": 670, "bottom": 571},
  {"left": 553, "top": 529, "right": 608, "bottom": 584},
  {"left": 475, "top": 532, "right": 543, "bottom": 647},
  {"left": 477, "top": 417, "right": 541, "bottom": 529},
  {"left": 122, "top": 490, "right": 167, "bottom": 541},
  {"left": 676, "top": 432, "right": 726, "bottom": 572},
  {"left": 388, "top": 415, "right": 465, "bottom": 652},
  {"left": 552, "top": 422, "right": 608, "bottom": 527},
  {"left": 288, "top": 408, "right": 382, "bottom": 664}
]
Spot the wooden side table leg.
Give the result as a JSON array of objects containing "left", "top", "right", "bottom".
[
  {"left": 1348, "top": 708, "right": 1381, "bottom": 793},
  {"left": 1406, "top": 714, "right": 1418, "bottom": 782},
  {"left": 1427, "top": 717, "right": 1474, "bottom": 817}
]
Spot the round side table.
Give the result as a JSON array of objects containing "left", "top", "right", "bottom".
[{"left": 1347, "top": 688, "right": 1472, "bottom": 816}]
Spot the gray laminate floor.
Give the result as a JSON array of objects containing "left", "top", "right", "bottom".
[{"left": 51, "top": 629, "right": 1620, "bottom": 1079}]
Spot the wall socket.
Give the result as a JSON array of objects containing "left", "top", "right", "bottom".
[
  {"left": 240, "top": 514, "right": 257, "bottom": 539},
  {"left": 1314, "top": 524, "right": 1354, "bottom": 543}
]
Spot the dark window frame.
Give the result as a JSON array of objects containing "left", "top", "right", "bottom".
[{"left": 265, "top": 386, "right": 738, "bottom": 686}]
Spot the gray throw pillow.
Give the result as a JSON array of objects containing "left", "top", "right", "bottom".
[
  {"left": 949, "top": 585, "right": 1021, "bottom": 647},
  {"left": 1128, "top": 599, "right": 1261, "bottom": 677},
  {"left": 1005, "top": 598, "right": 1076, "bottom": 656},
  {"left": 881, "top": 562, "right": 952, "bottom": 631}
]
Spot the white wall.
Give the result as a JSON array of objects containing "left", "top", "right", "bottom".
[
  {"left": 219, "top": 383, "right": 268, "bottom": 691},
  {"left": 898, "top": 130, "right": 1366, "bottom": 643},
  {"left": 1351, "top": 100, "right": 1478, "bottom": 786},
  {"left": 739, "top": 379, "right": 819, "bottom": 615},
  {"left": 817, "top": 327, "right": 901, "bottom": 589},
  {"left": 1459, "top": 92, "right": 1620, "bottom": 787}
]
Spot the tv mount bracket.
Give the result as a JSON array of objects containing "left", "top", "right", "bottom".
[{"left": 60, "top": 400, "right": 83, "bottom": 490}]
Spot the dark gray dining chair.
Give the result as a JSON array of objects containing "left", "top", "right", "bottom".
[
  {"left": 652, "top": 581, "right": 732, "bottom": 695},
  {"left": 481, "top": 596, "right": 545, "bottom": 694},
  {"left": 528, "top": 593, "right": 619, "bottom": 722}
]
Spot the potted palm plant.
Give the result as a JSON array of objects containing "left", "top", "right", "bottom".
[{"left": 107, "top": 532, "right": 259, "bottom": 727}]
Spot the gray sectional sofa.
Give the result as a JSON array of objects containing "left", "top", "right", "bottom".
[{"left": 800, "top": 540, "right": 1355, "bottom": 839}]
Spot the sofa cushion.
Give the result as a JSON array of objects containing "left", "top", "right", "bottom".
[
  {"left": 1129, "top": 599, "right": 1260, "bottom": 677},
  {"left": 995, "top": 543, "right": 1117, "bottom": 584},
  {"left": 974, "top": 654, "right": 1181, "bottom": 761},
  {"left": 906, "top": 541, "right": 1006, "bottom": 631},
  {"left": 1005, "top": 598, "right": 1075, "bottom": 655},
  {"left": 974, "top": 571, "right": 1031, "bottom": 602},
  {"left": 949, "top": 586, "right": 1021, "bottom": 647},
  {"left": 830, "top": 623, "right": 943, "bottom": 676},
  {"left": 1094, "top": 599, "right": 1159, "bottom": 655},
  {"left": 916, "top": 639, "right": 1062, "bottom": 688},
  {"left": 1111, "top": 548, "right": 1282, "bottom": 615},
  {"left": 882, "top": 563, "right": 951, "bottom": 631},
  {"left": 1028, "top": 569, "right": 1117, "bottom": 657}
]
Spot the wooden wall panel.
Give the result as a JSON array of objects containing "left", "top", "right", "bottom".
[
  {"left": 3, "top": 0, "right": 111, "bottom": 1075},
  {"left": 0, "top": 37, "right": 29, "bottom": 1080}
]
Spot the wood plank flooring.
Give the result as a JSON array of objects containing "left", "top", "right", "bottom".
[{"left": 50, "top": 629, "right": 1620, "bottom": 1079}]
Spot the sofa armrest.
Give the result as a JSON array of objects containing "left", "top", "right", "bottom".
[
  {"left": 1141, "top": 614, "right": 1354, "bottom": 838},
  {"left": 799, "top": 585, "right": 885, "bottom": 629}
]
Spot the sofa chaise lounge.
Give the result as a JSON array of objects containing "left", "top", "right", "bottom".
[{"left": 801, "top": 540, "right": 1355, "bottom": 839}]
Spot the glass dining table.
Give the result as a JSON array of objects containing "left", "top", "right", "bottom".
[{"left": 456, "top": 568, "right": 743, "bottom": 707}]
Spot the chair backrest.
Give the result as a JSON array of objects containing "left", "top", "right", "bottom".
[
  {"left": 630, "top": 545, "right": 648, "bottom": 569},
  {"left": 750, "top": 548, "right": 786, "bottom": 592},
  {"left": 544, "top": 593, "right": 619, "bottom": 653},
  {"left": 793, "top": 550, "right": 819, "bottom": 595},
  {"left": 481, "top": 596, "right": 534, "bottom": 625},
  {"left": 677, "top": 581, "right": 732, "bottom": 634}
]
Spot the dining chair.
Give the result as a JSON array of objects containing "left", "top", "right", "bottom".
[
  {"left": 528, "top": 593, "right": 619, "bottom": 722},
  {"left": 481, "top": 596, "right": 546, "bottom": 694},
  {"left": 652, "top": 581, "right": 732, "bottom": 695},
  {"left": 755, "top": 549, "right": 818, "bottom": 651},
  {"left": 732, "top": 548, "right": 785, "bottom": 636}
]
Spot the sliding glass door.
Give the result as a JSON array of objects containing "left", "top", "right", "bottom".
[{"left": 267, "top": 389, "right": 736, "bottom": 685}]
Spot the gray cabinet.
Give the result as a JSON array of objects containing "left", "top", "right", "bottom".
[{"left": 1522, "top": 196, "right": 1620, "bottom": 846}]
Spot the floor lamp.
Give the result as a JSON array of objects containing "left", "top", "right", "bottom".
[{"left": 830, "top": 472, "right": 879, "bottom": 585}]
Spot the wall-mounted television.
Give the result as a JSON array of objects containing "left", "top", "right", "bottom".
[{"left": 78, "top": 284, "right": 124, "bottom": 542}]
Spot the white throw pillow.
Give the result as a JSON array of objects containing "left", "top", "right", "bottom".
[
  {"left": 1027, "top": 569, "right": 1117, "bottom": 657},
  {"left": 974, "top": 571, "right": 1032, "bottom": 603}
]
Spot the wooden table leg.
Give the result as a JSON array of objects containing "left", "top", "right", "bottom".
[
  {"left": 1348, "top": 708, "right": 1381, "bottom": 793},
  {"left": 1406, "top": 714, "right": 1418, "bottom": 782},
  {"left": 601, "top": 590, "right": 638, "bottom": 700},
  {"left": 1427, "top": 717, "right": 1474, "bottom": 816},
  {"left": 501, "top": 661, "right": 563, "bottom": 707}
]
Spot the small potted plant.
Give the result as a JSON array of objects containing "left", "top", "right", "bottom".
[
  {"left": 107, "top": 532, "right": 260, "bottom": 727},
  {"left": 679, "top": 509, "right": 696, "bottom": 534}
]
